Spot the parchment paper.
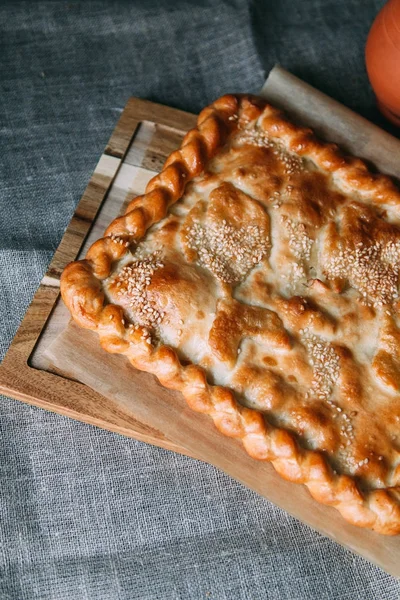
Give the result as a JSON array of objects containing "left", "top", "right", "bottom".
[{"left": 260, "top": 66, "right": 400, "bottom": 177}]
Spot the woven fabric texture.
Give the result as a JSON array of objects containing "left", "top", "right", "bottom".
[{"left": 1, "top": 1, "right": 399, "bottom": 598}]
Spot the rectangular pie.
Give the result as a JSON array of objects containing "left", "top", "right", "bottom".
[{"left": 61, "top": 95, "right": 400, "bottom": 535}]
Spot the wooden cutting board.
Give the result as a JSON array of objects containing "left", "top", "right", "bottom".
[
  {"left": 1, "top": 83, "right": 400, "bottom": 576},
  {"left": 0, "top": 98, "right": 197, "bottom": 455}
]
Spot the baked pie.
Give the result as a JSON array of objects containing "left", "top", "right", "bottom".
[{"left": 61, "top": 95, "right": 400, "bottom": 534}]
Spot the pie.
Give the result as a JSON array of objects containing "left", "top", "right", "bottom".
[{"left": 61, "top": 95, "right": 400, "bottom": 535}]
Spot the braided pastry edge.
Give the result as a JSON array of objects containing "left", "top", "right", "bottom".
[{"left": 61, "top": 94, "right": 400, "bottom": 535}]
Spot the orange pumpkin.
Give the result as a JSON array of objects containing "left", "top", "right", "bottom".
[{"left": 366, "top": 0, "right": 400, "bottom": 126}]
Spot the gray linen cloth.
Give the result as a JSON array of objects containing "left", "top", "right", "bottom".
[{"left": 1, "top": 1, "right": 399, "bottom": 598}]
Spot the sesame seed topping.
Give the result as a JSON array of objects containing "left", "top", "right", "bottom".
[
  {"left": 235, "top": 127, "right": 303, "bottom": 175},
  {"left": 302, "top": 332, "right": 340, "bottom": 403},
  {"left": 110, "top": 250, "right": 165, "bottom": 330},
  {"left": 283, "top": 218, "right": 313, "bottom": 263},
  {"left": 323, "top": 239, "right": 400, "bottom": 307},
  {"left": 185, "top": 221, "right": 270, "bottom": 283},
  {"left": 301, "top": 330, "right": 355, "bottom": 450}
]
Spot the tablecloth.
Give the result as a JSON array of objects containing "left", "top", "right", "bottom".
[{"left": 1, "top": 1, "right": 399, "bottom": 598}]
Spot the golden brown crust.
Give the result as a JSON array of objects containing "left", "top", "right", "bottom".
[{"left": 61, "top": 94, "right": 400, "bottom": 535}]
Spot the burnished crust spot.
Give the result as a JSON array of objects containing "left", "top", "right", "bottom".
[
  {"left": 373, "top": 315, "right": 400, "bottom": 392},
  {"left": 209, "top": 298, "right": 290, "bottom": 367},
  {"left": 61, "top": 94, "right": 400, "bottom": 534},
  {"left": 61, "top": 260, "right": 104, "bottom": 329}
]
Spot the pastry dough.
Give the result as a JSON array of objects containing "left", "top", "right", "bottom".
[{"left": 61, "top": 95, "right": 400, "bottom": 534}]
